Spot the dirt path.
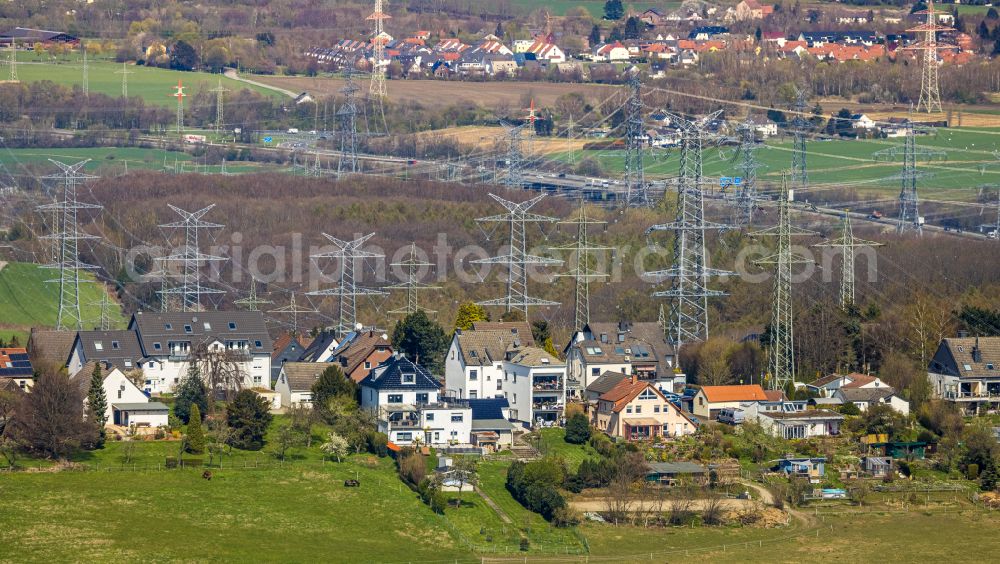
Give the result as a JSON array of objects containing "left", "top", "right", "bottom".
[
  {"left": 739, "top": 480, "right": 814, "bottom": 526},
  {"left": 476, "top": 486, "right": 513, "bottom": 524},
  {"left": 223, "top": 69, "right": 297, "bottom": 98},
  {"left": 569, "top": 497, "right": 758, "bottom": 512}
]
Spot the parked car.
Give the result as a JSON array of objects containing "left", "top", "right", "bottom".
[{"left": 717, "top": 407, "right": 745, "bottom": 425}]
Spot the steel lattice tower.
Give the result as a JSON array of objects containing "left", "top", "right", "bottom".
[
  {"left": 7, "top": 40, "right": 15, "bottom": 81},
  {"left": 623, "top": 71, "right": 649, "bottom": 207},
  {"left": 813, "top": 212, "right": 883, "bottom": 310},
  {"left": 235, "top": 278, "right": 273, "bottom": 311},
  {"left": 473, "top": 193, "right": 562, "bottom": 319},
  {"left": 387, "top": 243, "right": 440, "bottom": 315},
  {"left": 790, "top": 90, "right": 809, "bottom": 192},
  {"left": 735, "top": 118, "right": 762, "bottom": 225},
  {"left": 210, "top": 79, "right": 229, "bottom": 135},
  {"left": 37, "top": 160, "right": 102, "bottom": 330},
  {"left": 368, "top": 0, "right": 390, "bottom": 99},
  {"left": 551, "top": 200, "right": 611, "bottom": 331},
  {"left": 753, "top": 178, "right": 815, "bottom": 391},
  {"left": 337, "top": 71, "right": 361, "bottom": 175},
  {"left": 501, "top": 122, "right": 526, "bottom": 189},
  {"left": 116, "top": 62, "right": 133, "bottom": 98},
  {"left": 907, "top": 0, "right": 955, "bottom": 114},
  {"left": 269, "top": 293, "right": 317, "bottom": 336},
  {"left": 91, "top": 292, "right": 113, "bottom": 331},
  {"left": 172, "top": 81, "right": 186, "bottom": 134},
  {"left": 82, "top": 45, "right": 89, "bottom": 97},
  {"left": 873, "top": 116, "right": 945, "bottom": 233},
  {"left": 308, "top": 233, "right": 387, "bottom": 338},
  {"left": 158, "top": 204, "right": 227, "bottom": 312},
  {"left": 646, "top": 113, "right": 733, "bottom": 350}
]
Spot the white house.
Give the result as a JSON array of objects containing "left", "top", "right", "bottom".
[
  {"left": 691, "top": 385, "right": 771, "bottom": 419},
  {"left": 806, "top": 372, "right": 885, "bottom": 397},
  {"left": 360, "top": 355, "right": 472, "bottom": 446},
  {"left": 592, "top": 42, "right": 630, "bottom": 62},
  {"left": 445, "top": 322, "right": 534, "bottom": 400},
  {"left": 743, "top": 401, "right": 844, "bottom": 439},
  {"left": 835, "top": 387, "right": 910, "bottom": 415},
  {"left": 274, "top": 362, "right": 336, "bottom": 408},
  {"left": 74, "top": 361, "right": 168, "bottom": 429},
  {"left": 851, "top": 113, "right": 877, "bottom": 130},
  {"left": 128, "top": 311, "right": 273, "bottom": 395},
  {"left": 502, "top": 347, "right": 567, "bottom": 428},
  {"left": 565, "top": 321, "right": 678, "bottom": 394}
]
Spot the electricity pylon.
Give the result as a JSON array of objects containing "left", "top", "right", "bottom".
[
  {"left": 37, "top": 160, "right": 102, "bottom": 330},
  {"left": 872, "top": 115, "right": 946, "bottom": 233},
  {"left": 387, "top": 242, "right": 440, "bottom": 315},
  {"left": 90, "top": 292, "right": 113, "bottom": 331},
  {"left": 473, "top": 193, "right": 562, "bottom": 320},
  {"left": 734, "top": 118, "right": 763, "bottom": 225},
  {"left": 646, "top": 112, "right": 733, "bottom": 350},
  {"left": 7, "top": 39, "right": 16, "bottom": 81},
  {"left": 115, "top": 62, "right": 133, "bottom": 98},
  {"left": 210, "top": 79, "right": 229, "bottom": 135},
  {"left": 813, "top": 212, "right": 883, "bottom": 310},
  {"left": 368, "top": 0, "right": 390, "bottom": 99},
  {"left": 82, "top": 45, "right": 89, "bottom": 97},
  {"left": 753, "top": 177, "right": 816, "bottom": 391},
  {"left": 171, "top": 80, "right": 186, "bottom": 134},
  {"left": 337, "top": 70, "right": 361, "bottom": 175},
  {"left": 269, "top": 292, "right": 317, "bottom": 336},
  {"left": 501, "top": 121, "right": 526, "bottom": 189},
  {"left": 907, "top": 0, "right": 955, "bottom": 114},
  {"left": 157, "top": 204, "right": 227, "bottom": 312},
  {"left": 307, "top": 233, "right": 387, "bottom": 338},
  {"left": 551, "top": 200, "right": 611, "bottom": 331},
  {"left": 623, "top": 70, "right": 649, "bottom": 207},
  {"left": 235, "top": 278, "right": 273, "bottom": 311},
  {"left": 790, "top": 89, "right": 809, "bottom": 193}
]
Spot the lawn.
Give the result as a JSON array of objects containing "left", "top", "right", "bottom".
[
  {"left": 9, "top": 52, "right": 282, "bottom": 106},
  {"left": 0, "top": 147, "right": 276, "bottom": 176},
  {"left": 0, "top": 261, "right": 125, "bottom": 343},
  {"left": 535, "top": 427, "right": 600, "bottom": 472}
]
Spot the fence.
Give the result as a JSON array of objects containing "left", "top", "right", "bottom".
[{"left": 1, "top": 456, "right": 347, "bottom": 474}]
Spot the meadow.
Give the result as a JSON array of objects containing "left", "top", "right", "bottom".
[{"left": 0, "top": 147, "right": 277, "bottom": 176}]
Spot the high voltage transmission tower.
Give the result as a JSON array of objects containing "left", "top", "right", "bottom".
[
  {"left": 753, "top": 178, "right": 816, "bottom": 391},
  {"left": 500, "top": 121, "right": 526, "bottom": 189},
  {"left": 82, "top": 45, "right": 89, "bottom": 97},
  {"left": 158, "top": 204, "right": 227, "bottom": 312},
  {"left": 37, "top": 160, "right": 102, "bottom": 330},
  {"left": 387, "top": 243, "right": 440, "bottom": 315},
  {"left": 790, "top": 89, "right": 809, "bottom": 192},
  {"left": 235, "top": 278, "right": 273, "bottom": 311},
  {"left": 337, "top": 70, "right": 361, "bottom": 175},
  {"left": 813, "top": 212, "right": 883, "bottom": 310},
  {"left": 269, "top": 292, "right": 317, "bottom": 336},
  {"left": 646, "top": 113, "right": 733, "bottom": 350},
  {"left": 90, "top": 293, "right": 113, "bottom": 331},
  {"left": 473, "top": 193, "right": 562, "bottom": 320},
  {"left": 368, "top": 0, "right": 390, "bottom": 99},
  {"left": 171, "top": 80, "right": 186, "bottom": 134},
  {"left": 907, "top": 0, "right": 955, "bottom": 114},
  {"left": 623, "top": 71, "right": 649, "bottom": 208},
  {"left": 873, "top": 116, "right": 945, "bottom": 233},
  {"left": 116, "top": 62, "right": 133, "bottom": 98},
  {"left": 7, "top": 40, "right": 16, "bottom": 82},
  {"left": 551, "top": 200, "right": 611, "bottom": 331},
  {"left": 308, "top": 233, "right": 387, "bottom": 338},
  {"left": 210, "top": 79, "right": 229, "bottom": 135},
  {"left": 734, "top": 117, "right": 763, "bottom": 225}
]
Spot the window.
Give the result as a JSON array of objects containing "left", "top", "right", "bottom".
[
  {"left": 165, "top": 323, "right": 172, "bottom": 330},
  {"left": 513, "top": 394, "right": 517, "bottom": 403},
  {"left": 654, "top": 405, "right": 661, "bottom": 413},
  {"left": 94, "top": 342, "right": 104, "bottom": 351},
  {"left": 388, "top": 394, "right": 403, "bottom": 403},
  {"left": 402, "top": 373, "right": 415, "bottom": 384},
  {"left": 255, "top": 340, "right": 263, "bottom": 348},
  {"left": 112, "top": 341, "right": 120, "bottom": 350},
  {"left": 470, "top": 391, "right": 478, "bottom": 399},
  {"left": 635, "top": 406, "right": 642, "bottom": 414},
  {"left": 397, "top": 432, "right": 412, "bottom": 441},
  {"left": 153, "top": 342, "right": 162, "bottom": 351},
  {"left": 638, "top": 389, "right": 658, "bottom": 400},
  {"left": 253, "top": 375, "right": 262, "bottom": 384},
  {"left": 364, "top": 361, "right": 371, "bottom": 369},
  {"left": 229, "top": 322, "right": 237, "bottom": 330},
  {"left": 425, "top": 412, "right": 435, "bottom": 421},
  {"left": 964, "top": 364, "right": 973, "bottom": 372},
  {"left": 591, "top": 367, "right": 600, "bottom": 376},
  {"left": 989, "top": 364, "right": 996, "bottom": 371},
  {"left": 117, "top": 390, "right": 123, "bottom": 399},
  {"left": 124, "top": 359, "right": 132, "bottom": 368},
  {"left": 497, "top": 380, "right": 502, "bottom": 390},
  {"left": 469, "top": 369, "right": 478, "bottom": 381},
  {"left": 184, "top": 325, "right": 193, "bottom": 334},
  {"left": 203, "top": 322, "right": 212, "bottom": 331},
  {"left": 416, "top": 392, "right": 429, "bottom": 403},
  {"left": 626, "top": 406, "right": 633, "bottom": 413},
  {"left": 451, "top": 413, "right": 464, "bottom": 422},
  {"left": 434, "top": 432, "right": 440, "bottom": 441}
]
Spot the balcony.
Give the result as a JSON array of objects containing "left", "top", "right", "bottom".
[
  {"left": 532, "top": 380, "right": 563, "bottom": 392},
  {"left": 386, "top": 417, "right": 421, "bottom": 428},
  {"left": 532, "top": 401, "right": 564, "bottom": 412},
  {"left": 943, "top": 390, "right": 1000, "bottom": 401}
]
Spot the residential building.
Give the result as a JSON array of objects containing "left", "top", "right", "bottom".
[
  {"left": 27, "top": 329, "right": 76, "bottom": 370},
  {"left": 360, "top": 355, "right": 471, "bottom": 446},
  {"left": 445, "top": 321, "right": 533, "bottom": 400},
  {"left": 72, "top": 361, "right": 164, "bottom": 428},
  {"left": 691, "top": 384, "right": 769, "bottom": 419},
  {"left": 502, "top": 346, "right": 566, "bottom": 428},
  {"left": 469, "top": 398, "right": 515, "bottom": 451},
  {"left": 640, "top": 9, "right": 669, "bottom": 27},
  {"left": 565, "top": 321, "right": 678, "bottom": 393},
  {"left": 733, "top": 0, "right": 774, "bottom": 21},
  {"left": 67, "top": 330, "right": 144, "bottom": 376},
  {"left": 128, "top": 311, "right": 273, "bottom": 395},
  {"left": 592, "top": 376, "right": 696, "bottom": 441},
  {"left": 274, "top": 362, "right": 336, "bottom": 408},
  {"left": 928, "top": 336, "right": 1000, "bottom": 414},
  {"left": 271, "top": 333, "right": 313, "bottom": 384},
  {"left": 591, "top": 42, "right": 630, "bottom": 62},
  {"left": 862, "top": 456, "right": 893, "bottom": 478},
  {"left": 806, "top": 372, "right": 885, "bottom": 397},
  {"left": 771, "top": 456, "right": 826, "bottom": 482},
  {"left": 0, "top": 347, "right": 33, "bottom": 392},
  {"left": 584, "top": 371, "right": 630, "bottom": 403},
  {"left": 834, "top": 387, "right": 910, "bottom": 415},
  {"left": 743, "top": 401, "right": 844, "bottom": 438},
  {"left": 851, "top": 113, "right": 877, "bottom": 130},
  {"left": 646, "top": 461, "right": 709, "bottom": 486},
  {"left": 525, "top": 39, "right": 566, "bottom": 63},
  {"left": 298, "top": 331, "right": 340, "bottom": 363},
  {"left": 325, "top": 330, "right": 393, "bottom": 383}
]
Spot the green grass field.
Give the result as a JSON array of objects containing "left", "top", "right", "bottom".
[
  {"left": 0, "top": 261, "right": 125, "bottom": 342},
  {"left": 0, "top": 147, "right": 275, "bottom": 176},
  {"left": 510, "top": 0, "right": 681, "bottom": 17},
  {"left": 9, "top": 53, "right": 282, "bottom": 106}
]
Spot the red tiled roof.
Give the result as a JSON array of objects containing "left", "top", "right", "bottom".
[
  {"left": 599, "top": 378, "right": 663, "bottom": 412},
  {"left": 699, "top": 384, "right": 769, "bottom": 402}
]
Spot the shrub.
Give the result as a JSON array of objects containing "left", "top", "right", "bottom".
[
  {"left": 506, "top": 459, "right": 568, "bottom": 521},
  {"left": 968, "top": 463, "right": 981, "bottom": 480},
  {"left": 564, "top": 413, "right": 591, "bottom": 444},
  {"left": 366, "top": 431, "right": 389, "bottom": 457},
  {"left": 398, "top": 449, "right": 426, "bottom": 487}
]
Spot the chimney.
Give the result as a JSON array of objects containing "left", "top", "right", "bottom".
[
  {"left": 958, "top": 330, "right": 969, "bottom": 339},
  {"left": 973, "top": 337, "right": 983, "bottom": 363},
  {"left": 631, "top": 375, "right": 637, "bottom": 384}
]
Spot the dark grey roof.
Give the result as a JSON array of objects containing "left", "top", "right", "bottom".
[
  {"left": 648, "top": 461, "right": 707, "bottom": 474},
  {"left": 586, "top": 371, "right": 629, "bottom": 396},
  {"left": 472, "top": 419, "right": 515, "bottom": 431},
  {"left": 300, "top": 332, "right": 339, "bottom": 362},
  {"left": 129, "top": 311, "right": 272, "bottom": 355},
  {"left": 359, "top": 355, "right": 440, "bottom": 391},
  {"left": 28, "top": 329, "right": 76, "bottom": 367},
  {"left": 281, "top": 362, "right": 336, "bottom": 392},
  {"left": 468, "top": 398, "right": 509, "bottom": 420},
  {"left": 74, "top": 330, "right": 145, "bottom": 367},
  {"left": 836, "top": 387, "right": 897, "bottom": 403},
  {"left": 112, "top": 402, "right": 168, "bottom": 411}
]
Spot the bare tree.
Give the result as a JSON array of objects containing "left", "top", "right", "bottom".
[
  {"left": 668, "top": 485, "right": 695, "bottom": 525},
  {"left": 701, "top": 491, "right": 725, "bottom": 525},
  {"left": 193, "top": 344, "right": 249, "bottom": 403},
  {"left": 8, "top": 371, "right": 95, "bottom": 459}
]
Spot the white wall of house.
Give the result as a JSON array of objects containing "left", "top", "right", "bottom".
[
  {"left": 444, "top": 339, "right": 504, "bottom": 399},
  {"left": 502, "top": 360, "right": 567, "bottom": 427},
  {"left": 565, "top": 348, "right": 630, "bottom": 390},
  {"left": 419, "top": 405, "right": 472, "bottom": 445},
  {"left": 115, "top": 407, "right": 168, "bottom": 428},
  {"left": 100, "top": 368, "right": 148, "bottom": 423},
  {"left": 139, "top": 347, "right": 271, "bottom": 395},
  {"left": 360, "top": 386, "right": 441, "bottom": 410}
]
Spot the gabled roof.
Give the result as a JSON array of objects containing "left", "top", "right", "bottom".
[
  {"left": 281, "top": 362, "right": 336, "bottom": 393},
  {"left": 699, "top": 384, "right": 769, "bottom": 403},
  {"left": 28, "top": 329, "right": 76, "bottom": 367},
  {"left": 599, "top": 378, "right": 663, "bottom": 412},
  {"left": 129, "top": 311, "right": 272, "bottom": 355},
  {"left": 841, "top": 374, "right": 880, "bottom": 389},
  {"left": 505, "top": 346, "right": 560, "bottom": 367},
  {"left": 73, "top": 330, "right": 145, "bottom": 368},
  {"left": 586, "top": 371, "right": 629, "bottom": 396},
  {"left": 0, "top": 378, "right": 26, "bottom": 396},
  {"left": 930, "top": 337, "right": 1000, "bottom": 378},
  {"left": 582, "top": 321, "right": 674, "bottom": 364},
  {"left": 455, "top": 324, "right": 534, "bottom": 366},
  {"left": 331, "top": 331, "right": 392, "bottom": 377},
  {"left": 71, "top": 361, "right": 127, "bottom": 395},
  {"left": 271, "top": 333, "right": 313, "bottom": 363},
  {"left": 300, "top": 331, "right": 339, "bottom": 363},
  {"left": 359, "top": 355, "right": 440, "bottom": 391},
  {"left": 0, "top": 348, "right": 32, "bottom": 378},
  {"left": 836, "top": 387, "right": 898, "bottom": 403},
  {"left": 808, "top": 372, "right": 865, "bottom": 388}
]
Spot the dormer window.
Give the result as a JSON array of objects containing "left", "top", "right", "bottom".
[
  {"left": 94, "top": 342, "right": 103, "bottom": 351},
  {"left": 165, "top": 323, "right": 172, "bottom": 330},
  {"left": 153, "top": 342, "right": 162, "bottom": 351},
  {"left": 229, "top": 322, "right": 237, "bottom": 330},
  {"left": 402, "top": 373, "right": 415, "bottom": 384},
  {"left": 112, "top": 341, "right": 120, "bottom": 350},
  {"left": 184, "top": 325, "right": 193, "bottom": 334},
  {"left": 255, "top": 340, "right": 263, "bottom": 348},
  {"left": 204, "top": 322, "right": 212, "bottom": 331},
  {"left": 989, "top": 364, "right": 996, "bottom": 371}
]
